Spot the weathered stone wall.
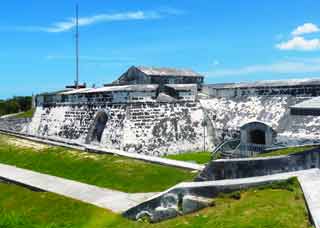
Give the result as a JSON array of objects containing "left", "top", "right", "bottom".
[
  {"left": 23, "top": 94, "right": 320, "bottom": 156},
  {"left": 199, "top": 96, "right": 320, "bottom": 146},
  {"left": 0, "top": 117, "right": 31, "bottom": 132},
  {"left": 25, "top": 102, "right": 211, "bottom": 156}
]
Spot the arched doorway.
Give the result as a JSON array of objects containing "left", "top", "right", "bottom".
[
  {"left": 240, "top": 121, "right": 276, "bottom": 147},
  {"left": 249, "top": 129, "right": 266, "bottom": 145},
  {"left": 86, "top": 111, "right": 108, "bottom": 143}
]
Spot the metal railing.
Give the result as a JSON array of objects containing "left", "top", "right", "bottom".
[
  {"left": 240, "top": 143, "right": 266, "bottom": 152},
  {"left": 213, "top": 139, "right": 240, "bottom": 153},
  {"left": 213, "top": 140, "right": 268, "bottom": 158}
]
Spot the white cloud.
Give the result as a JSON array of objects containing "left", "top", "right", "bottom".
[
  {"left": 206, "top": 58, "right": 320, "bottom": 77},
  {"left": 292, "top": 23, "right": 320, "bottom": 36},
  {"left": 18, "top": 9, "right": 183, "bottom": 33},
  {"left": 276, "top": 36, "right": 320, "bottom": 51}
]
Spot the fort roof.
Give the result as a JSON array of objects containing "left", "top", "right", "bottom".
[
  {"left": 165, "top": 84, "right": 197, "bottom": 90},
  {"left": 206, "top": 78, "right": 320, "bottom": 89},
  {"left": 83, "top": 84, "right": 159, "bottom": 93},
  {"left": 136, "top": 66, "right": 202, "bottom": 77},
  {"left": 59, "top": 88, "right": 93, "bottom": 95},
  {"left": 57, "top": 85, "right": 159, "bottom": 95},
  {"left": 291, "top": 97, "right": 320, "bottom": 110}
]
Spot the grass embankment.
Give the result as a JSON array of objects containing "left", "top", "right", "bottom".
[
  {"left": 0, "top": 134, "right": 195, "bottom": 193},
  {"left": 164, "top": 146, "right": 319, "bottom": 162},
  {"left": 257, "top": 145, "right": 317, "bottom": 157},
  {"left": 14, "top": 108, "right": 35, "bottom": 118},
  {"left": 165, "top": 151, "right": 212, "bottom": 164},
  {"left": 0, "top": 178, "right": 311, "bottom": 228}
]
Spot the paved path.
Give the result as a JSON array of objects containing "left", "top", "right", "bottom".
[
  {"left": 0, "top": 129, "right": 204, "bottom": 171},
  {"left": 298, "top": 169, "right": 320, "bottom": 228},
  {"left": 0, "top": 163, "right": 157, "bottom": 213}
]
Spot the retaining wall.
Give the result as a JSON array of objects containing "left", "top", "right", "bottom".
[
  {"left": 0, "top": 117, "right": 31, "bottom": 132},
  {"left": 197, "top": 148, "right": 320, "bottom": 181},
  {"left": 123, "top": 169, "right": 314, "bottom": 222}
]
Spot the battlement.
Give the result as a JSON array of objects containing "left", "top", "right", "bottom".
[
  {"left": 36, "top": 84, "right": 198, "bottom": 107},
  {"left": 203, "top": 78, "right": 320, "bottom": 98}
]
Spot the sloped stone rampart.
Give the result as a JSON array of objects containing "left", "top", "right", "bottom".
[{"left": 25, "top": 102, "right": 208, "bottom": 156}]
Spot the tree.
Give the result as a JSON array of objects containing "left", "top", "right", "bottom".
[{"left": 0, "top": 96, "right": 32, "bottom": 116}]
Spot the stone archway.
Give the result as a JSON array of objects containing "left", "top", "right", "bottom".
[
  {"left": 240, "top": 121, "right": 276, "bottom": 147},
  {"left": 86, "top": 111, "right": 108, "bottom": 144}
]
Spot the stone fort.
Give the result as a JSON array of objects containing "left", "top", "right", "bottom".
[{"left": 23, "top": 65, "right": 320, "bottom": 156}]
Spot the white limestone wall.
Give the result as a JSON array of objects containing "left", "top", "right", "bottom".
[
  {"left": 200, "top": 96, "right": 320, "bottom": 146},
  {"left": 24, "top": 102, "right": 209, "bottom": 156},
  {"left": 117, "top": 103, "right": 209, "bottom": 155},
  {"left": 200, "top": 96, "right": 292, "bottom": 130},
  {"left": 99, "top": 103, "right": 210, "bottom": 156},
  {"left": 24, "top": 105, "right": 89, "bottom": 143},
  {"left": 23, "top": 95, "right": 320, "bottom": 156},
  {"left": 277, "top": 114, "right": 320, "bottom": 145}
]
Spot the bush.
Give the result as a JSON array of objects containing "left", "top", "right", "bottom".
[{"left": 0, "top": 96, "right": 32, "bottom": 116}]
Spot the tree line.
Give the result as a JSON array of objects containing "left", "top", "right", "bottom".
[{"left": 0, "top": 96, "right": 32, "bottom": 116}]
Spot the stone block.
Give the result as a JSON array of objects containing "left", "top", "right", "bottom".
[
  {"left": 151, "top": 207, "right": 179, "bottom": 223},
  {"left": 182, "top": 195, "right": 212, "bottom": 214}
]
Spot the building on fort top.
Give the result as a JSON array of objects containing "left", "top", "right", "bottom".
[
  {"left": 36, "top": 66, "right": 202, "bottom": 106},
  {"left": 112, "top": 66, "right": 204, "bottom": 88}
]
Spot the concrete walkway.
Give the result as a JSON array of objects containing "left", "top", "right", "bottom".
[
  {"left": 0, "top": 163, "right": 157, "bottom": 213},
  {"left": 0, "top": 129, "right": 205, "bottom": 171},
  {"left": 298, "top": 169, "right": 320, "bottom": 228}
]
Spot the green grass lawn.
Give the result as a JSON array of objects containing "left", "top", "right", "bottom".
[
  {"left": 257, "top": 145, "right": 317, "bottom": 157},
  {"left": 14, "top": 108, "right": 35, "bottom": 118},
  {"left": 165, "top": 151, "right": 212, "bottom": 164},
  {"left": 0, "top": 178, "right": 311, "bottom": 228},
  {"left": 0, "top": 134, "right": 195, "bottom": 193}
]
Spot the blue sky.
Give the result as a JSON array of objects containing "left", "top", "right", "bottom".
[{"left": 1, "top": 0, "right": 320, "bottom": 98}]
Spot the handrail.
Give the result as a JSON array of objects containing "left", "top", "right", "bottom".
[{"left": 213, "top": 139, "right": 240, "bottom": 153}]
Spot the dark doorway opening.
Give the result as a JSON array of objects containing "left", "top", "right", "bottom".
[
  {"left": 249, "top": 129, "right": 266, "bottom": 145},
  {"left": 87, "top": 111, "right": 108, "bottom": 143}
]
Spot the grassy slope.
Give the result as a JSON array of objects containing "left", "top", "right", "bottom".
[
  {"left": 0, "top": 135, "right": 195, "bottom": 193},
  {"left": 165, "top": 151, "right": 212, "bottom": 164},
  {"left": 257, "top": 146, "right": 317, "bottom": 157},
  {"left": 14, "top": 108, "right": 35, "bottom": 118},
  {"left": 0, "top": 178, "right": 311, "bottom": 228}
]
